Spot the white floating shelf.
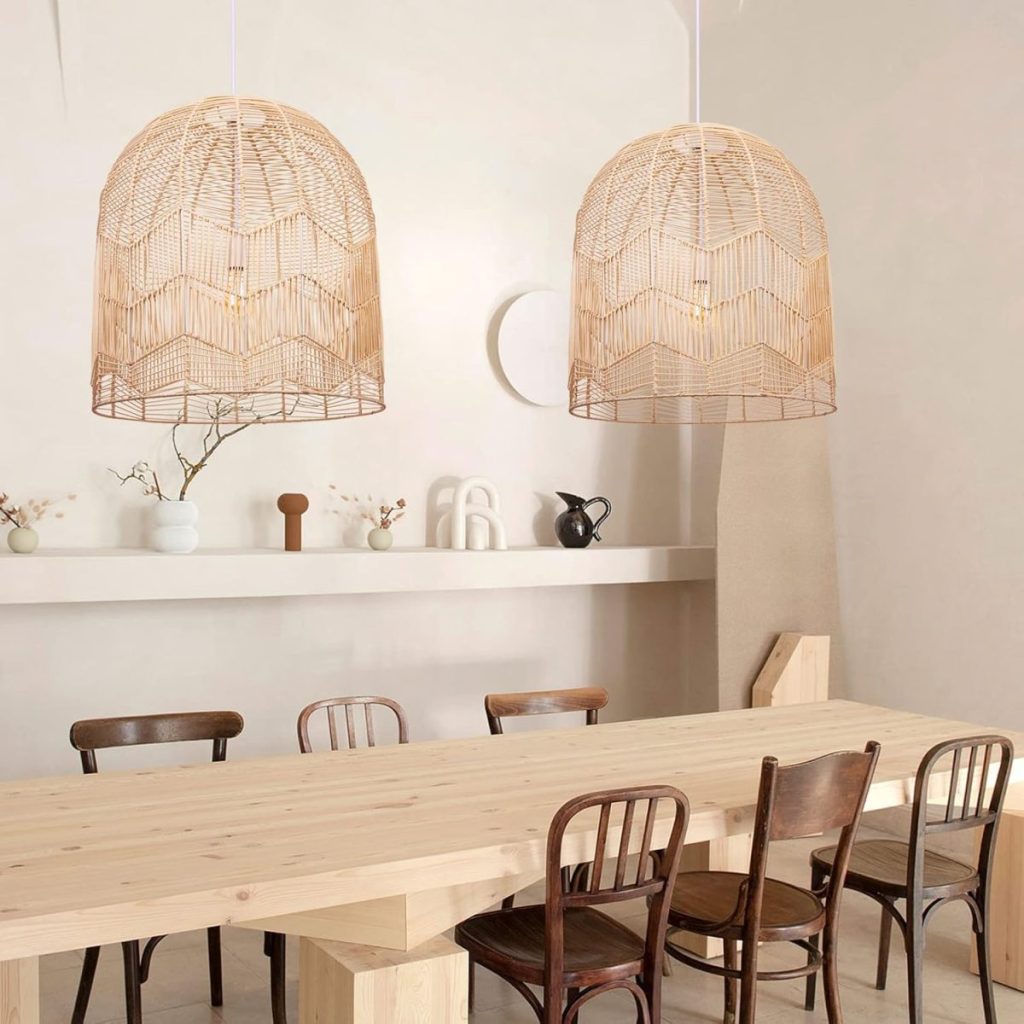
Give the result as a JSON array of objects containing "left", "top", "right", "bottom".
[{"left": 0, "top": 545, "right": 715, "bottom": 606}]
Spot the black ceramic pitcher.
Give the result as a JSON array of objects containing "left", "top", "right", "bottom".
[{"left": 554, "top": 492, "right": 612, "bottom": 548}]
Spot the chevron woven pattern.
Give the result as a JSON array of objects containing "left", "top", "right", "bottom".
[
  {"left": 92, "top": 96, "right": 384, "bottom": 422},
  {"left": 570, "top": 123, "right": 835, "bottom": 423}
]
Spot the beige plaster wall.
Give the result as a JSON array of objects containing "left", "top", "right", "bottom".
[
  {"left": 0, "top": 0, "right": 703, "bottom": 778},
  {"left": 705, "top": 1, "right": 1023, "bottom": 725}
]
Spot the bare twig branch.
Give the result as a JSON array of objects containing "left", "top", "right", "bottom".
[
  {"left": 175, "top": 400, "right": 263, "bottom": 500},
  {"left": 113, "top": 398, "right": 270, "bottom": 504},
  {"left": 109, "top": 464, "right": 166, "bottom": 501}
]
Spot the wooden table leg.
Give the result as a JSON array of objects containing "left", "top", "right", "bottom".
[
  {"left": 299, "top": 935, "right": 467, "bottom": 1024},
  {"left": 970, "top": 796, "right": 1024, "bottom": 990},
  {"left": 0, "top": 958, "right": 39, "bottom": 1024}
]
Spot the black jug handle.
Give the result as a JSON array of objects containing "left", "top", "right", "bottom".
[{"left": 583, "top": 496, "right": 612, "bottom": 542}]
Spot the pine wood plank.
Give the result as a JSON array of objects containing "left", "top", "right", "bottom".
[
  {"left": 970, "top": 784, "right": 1024, "bottom": 989},
  {"left": 751, "top": 634, "right": 830, "bottom": 708},
  {"left": 235, "top": 872, "right": 541, "bottom": 951},
  {"left": 0, "top": 702, "right": 1020, "bottom": 961},
  {"left": 299, "top": 935, "right": 467, "bottom": 1024},
  {"left": 0, "top": 959, "right": 38, "bottom": 1024}
]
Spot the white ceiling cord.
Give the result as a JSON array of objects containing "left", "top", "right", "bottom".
[
  {"left": 694, "top": 0, "right": 701, "bottom": 123},
  {"left": 230, "top": 0, "right": 238, "bottom": 95}
]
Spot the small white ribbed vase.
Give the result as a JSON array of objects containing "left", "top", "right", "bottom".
[{"left": 152, "top": 500, "right": 199, "bottom": 554}]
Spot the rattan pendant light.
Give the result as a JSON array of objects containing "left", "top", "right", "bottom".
[
  {"left": 91, "top": 7, "right": 383, "bottom": 422},
  {"left": 569, "top": 2, "right": 834, "bottom": 424}
]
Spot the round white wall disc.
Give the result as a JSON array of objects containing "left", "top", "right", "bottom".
[{"left": 497, "top": 290, "right": 569, "bottom": 407}]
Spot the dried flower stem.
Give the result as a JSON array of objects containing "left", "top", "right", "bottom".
[
  {"left": 0, "top": 491, "right": 77, "bottom": 527},
  {"left": 328, "top": 488, "right": 408, "bottom": 530}
]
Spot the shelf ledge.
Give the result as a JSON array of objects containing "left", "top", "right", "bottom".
[{"left": 0, "top": 545, "right": 715, "bottom": 605}]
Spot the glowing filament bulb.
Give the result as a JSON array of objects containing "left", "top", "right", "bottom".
[
  {"left": 224, "top": 234, "right": 247, "bottom": 316},
  {"left": 691, "top": 278, "right": 711, "bottom": 324}
]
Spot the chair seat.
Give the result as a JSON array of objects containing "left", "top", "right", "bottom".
[
  {"left": 811, "top": 839, "right": 978, "bottom": 898},
  {"left": 454, "top": 905, "right": 645, "bottom": 987},
  {"left": 669, "top": 871, "right": 825, "bottom": 941}
]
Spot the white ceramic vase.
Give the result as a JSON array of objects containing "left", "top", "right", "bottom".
[
  {"left": 7, "top": 526, "right": 39, "bottom": 554},
  {"left": 367, "top": 527, "right": 393, "bottom": 551},
  {"left": 152, "top": 500, "right": 199, "bottom": 554}
]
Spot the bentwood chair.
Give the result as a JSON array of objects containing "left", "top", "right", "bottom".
[
  {"left": 456, "top": 785, "right": 690, "bottom": 1024},
  {"left": 485, "top": 687, "right": 609, "bottom": 735},
  {"left": 485, "top": 687, "right": 609, "bottom": 910},
  {"left": 297, "top": 695, "right": 409, "bottom": 752},
  {"left": 807, "top": 735, "right": 1014, "bottom": 1024},
  {"left": 68, "top": 712, "right": 287, "bottom": 1024},
  {"left": 666, "top": 742, "right": 880, "bottom": 1024}
]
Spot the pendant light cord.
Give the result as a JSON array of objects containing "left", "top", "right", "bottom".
[
  {"left": 694, "top": 0, "right": 701, "bottom": 122},
  {"left": 230, "top": 0, "right": 238, "bottom": 94}
]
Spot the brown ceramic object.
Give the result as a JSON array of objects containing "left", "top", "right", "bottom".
[{"left": 277, "top": 493, "right": 310, "bottom": 552}]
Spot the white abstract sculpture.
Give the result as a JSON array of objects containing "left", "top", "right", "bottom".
[{"left": 435, "top": 477, "right": 508, "bottom": 551}]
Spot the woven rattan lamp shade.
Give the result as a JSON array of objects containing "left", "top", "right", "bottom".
[
  {"left": 92, "top": 96, "right": 383, "bottom": 422},
  {"left": 570, "top": 123, "right": 834, "bottom": 424}
]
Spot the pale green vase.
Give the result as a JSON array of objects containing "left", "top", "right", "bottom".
[
  {"left": 368, "top": 527, "right": 393, "bottom": 551},
  {"left": 7, "top": 527, "right": 39, "bottom": 554}
]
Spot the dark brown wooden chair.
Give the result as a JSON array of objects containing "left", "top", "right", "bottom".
[
  {"left": 296, "top": 695, "right": 409, "bottom": 752},
  {"left": 485, "top": 687, "right": 609, "bottom": 735},
  {"left": 665, "top": 742, "right": 880, "bottom": 1024},
  {"left": 485, "top": 687, "right": 608, "bottom": 910},
  {"left": 807, "top": 735, "right": 1014, "bottom": 1024},
  {"left": 68, "top": 711, "right": 286, "bottom": 1024},
  {"left": 456, "top": 785, "right": 690, "bottom": 1024}
]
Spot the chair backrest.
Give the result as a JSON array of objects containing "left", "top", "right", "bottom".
[
  {"left": 543, "top": 786, "right": 689, "bottom": 997},
  {"left": 69, "top": 711, "right": 244, "bottom": 774},
  {"left": 297, "top": 696, "right": 409, "bottom": 753},
  {"left": 485, "top": 687, "right": 608, "bottom": 735},
  {"left": 744, "top": 742, "right": 880, "bottom": 941},
  {"left": 908, "top": 735, "right": 1014, "bottom": 893}
]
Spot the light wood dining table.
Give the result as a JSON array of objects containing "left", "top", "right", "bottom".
[{"left": 1, "top": 700, "right": 1021, "bottom": 1023}]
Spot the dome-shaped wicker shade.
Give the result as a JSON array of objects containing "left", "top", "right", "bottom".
[
  {"left": 570, "top": 123, "right": 834, "bottom": 423},
  {"left": 92, "top": 96, "right": 383, "bottom": 422}
]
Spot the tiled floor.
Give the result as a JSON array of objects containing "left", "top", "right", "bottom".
[{"left": 41, "top": 820, "right": 1024, "bottom": 1024}]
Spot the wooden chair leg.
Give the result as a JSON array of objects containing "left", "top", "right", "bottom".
[
  {"left": 822, "top": 924, "right": 844, "bottom": 1024},
  {"left": 723, "top": 939, "right": 738, "bottom": 1024},
  {"left": 468, "top": 958, "right": 476, "bottom": 1013},
  {"left": 738, "top": 937, "right": 758, "bottom": 1024},
  {"left": 207, "top": 926, "right": 224, "bottom": 1007},
  {"left": 876, "top": 906, "right": 893, "bottom": 991},
  {"left": 974, "top": 889, "right": 997, "bottom": 1024},
  {"left": 121, "top": 940, "right": 143, "bottom": 1024},
  {"left": 542, "top": 983, "right": 562, "bottom": 1024},
  {"left": 904, "top": 907, "right": 924, "bottom": 1024},
  {"left": 804, "top": 933, "right": 820, "bottom": 1012},
  {"left": 266, "top": 931, "right": 288, "bottom": 1024},
  {"left": 71, "top": 946, "right": 100, "bottom": 1024},
  {"left": 635, "top": 981, "right": 654, "bottom": 1024},
  {"left": 804, "top": 862, "right": 824, "bottom": 1011}
]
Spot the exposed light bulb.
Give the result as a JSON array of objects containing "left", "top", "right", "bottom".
[
  {"left": 224, "top": 234, "right": 247, "bottom": 316},
  {"left": 690, "top": 278, "right": 711, "bottom": 325},
  {"left": 224, "top": 268, "right": 245, "bottom": 314}
]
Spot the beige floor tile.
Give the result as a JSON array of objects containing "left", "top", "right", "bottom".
[
  {"left": 40, "top": 949, "right": 83, "bottom": 974},
  {"left": 41, "top": 938, "right": 268, "bottom": 1024},
  {"left": 219, "top": 928, "right": 299, "bottom": 983},
  {"left": 214, "top": 976, "right": 297, "bottom": 1024}
]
